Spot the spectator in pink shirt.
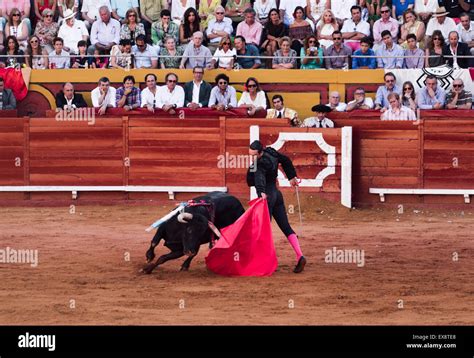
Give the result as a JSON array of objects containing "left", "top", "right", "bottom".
[
  {"left": 236, "top": 8, "right": 263, "bottom": 47},
  {"left": 1, "top": 0, "right": 31, "bottom": 33},
  {"left": 372, "top": 5, "right": 399, "bottom": 51}
]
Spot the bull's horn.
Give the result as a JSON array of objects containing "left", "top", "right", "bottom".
[{"left": 177, "top": 212, "right": 193, "bottom": 223}]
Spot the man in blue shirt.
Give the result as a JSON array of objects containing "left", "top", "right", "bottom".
[
  {"left": 417, "top": 75, "right": 446, "bottom": 109},
  {"left": 234, "top": 35, "right": 261, "bottom": 69},
  {"left": 375, "top": 72, "right": 402, "bottom": 110},
  {"left": 376, "top": 30, "right": 404, "bottom": 69},
  {"left": 352, "top": 37, "right": 377, "bottom": 69}
]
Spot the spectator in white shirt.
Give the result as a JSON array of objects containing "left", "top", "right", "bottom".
[
  {"left": 58, "top": 9, "right": 89, "bottom": 54},
  {"left": 206, "top": 6, "right": 233, "bottom": 51},
  {"left": 141, "top": 73, "right": 159, "bottom": 112},
  {"left": 254, "top": 0, "right": 277, "bottom": 25},
  {"left": 156, "top": 72, "right": 185, "bottom": 114},
  {"left": 341, "top": 5, "right": 371, "bottom": 52},
  {"left": 381, "top": 92, "right": 417, "bottom": 121},
  {"left": 425, "top": 6, "right": 456, "bottom": 46},
  {"left": 414, "top": 0, "right": 438, "bottom": 23},
  {"left": 327, "top": 91, "right": 347, "bottom": 111},
  {"left": 346, "top": 87, "right": 374, "bottom": 111},
  {"left": 48, "top": 37, "right": 70, "bottom": 69},
  {"left": 132, "top": 34, "right": 158, "bottom": 68},
  {"left": 210, "top": 36, "right": 236, "bottom": 70},
  {"left": 457, "top": 12, "right": 474, "bottom": 56},
  {"left": 88, "top": 5, "right": 120, "bottom": 54},
  {"left": 331, "top": 0, "right": 356, "bottom": 25},
  {"left": 81, "top": 0, "right": 111, "bottom": 29},
  {"left": 91, "top": 76, "right": 117, "bottom": 115},
  {"left": 238, "top": 77, "right": 267, "bottom": 116}
]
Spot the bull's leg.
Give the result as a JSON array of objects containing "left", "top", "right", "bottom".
[
  {"left": 143, "top": 250, "right": 184, "bottom": 274},
  {"left": 145, "top": 226, "right": 165, "bottom": 263},
  {"left": 180, "top": 246, "right": 200, "bottom": 272}
]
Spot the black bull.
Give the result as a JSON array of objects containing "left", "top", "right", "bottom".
[{"left": 142, "top": 192, "right": 245, "bottom": 274}]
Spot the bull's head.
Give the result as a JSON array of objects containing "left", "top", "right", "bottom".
[{"left": 177, "top": 212, "right": 209, "bottom": 256}]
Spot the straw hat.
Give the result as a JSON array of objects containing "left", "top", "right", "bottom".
[
  {"left": 433, "top": 7, "right": 449, "bottom": 17},
  {"left": 63, "top": 9, "right": 77, "bottom": 21}
]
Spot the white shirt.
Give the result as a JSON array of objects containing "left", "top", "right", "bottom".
[
  {"left": 238, "top": 91, "right": 267, "bottom": 109},
  {"left": 302, "top": 117, "right": 335, "bottom": 128},
  {"left": 347, "top": 97, "right": 374, "bottom": 109},
  {"left": 341, "top": 19, "right": 371, "bottom": 43},
  {"left": 81, "top": 0, "right": 112, "bottom": 21},
  {"left": 279, "top": 0, "right": 306, "bottom": 25},
  {"left": 206, "top": 17, "right": 233, "bottom": 43},
  {"left": 331, "top": 0, "right": 356, "bottom": 20},
  {"left": 90, "top": 18, "right": 121, "bottom": 46},
  {"left": 457, "top": 21, "right": 474, "bottom": 44},
  {"left": 58, "top": 20, "right": 89, "bottom": 54},
  {"left": 156, "top": 85, "right": 185, "bottom": 108},
  {"left": 49, "top": 50, "right": 71, "bottom": 69},
  {"left": 213, "top": 48, "right": 236, "bottom": 68},
  {"left": 381, "top": 105, "right": 416, "bottom": 120},
  {"left": 141, "top": 86, "right": 160, "bottom": 107},
  {"left": 426, "top": 17, "right": 457, "bottom": 41},
  {"left": 329, "top": 102, "right": 347, "bottom": 111},
  {"left": 414, "top": 0, "right": 438, "bottom": 14},
  {"left": 132, "top": 44, "right": 158, "bottom": 68},
  {"left": 171, "top": 0, "right": 196, "bottom": 24},
  {"left": 91, "top": 86, "right": 117, "bottom": 108},
  {"left": 254, "top": 0, "right": 277, "bottom": 20},
  {"left": 191, "top": 80, "right": 202, "bottom": 106}
]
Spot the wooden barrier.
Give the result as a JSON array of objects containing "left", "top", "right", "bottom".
[{"left": 0, "top": 114, "right": 473, "bottom": 205}]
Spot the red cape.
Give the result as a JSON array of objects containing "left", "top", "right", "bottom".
[{"left": 205, "top": 198, "right": 278, "bottom": 276}]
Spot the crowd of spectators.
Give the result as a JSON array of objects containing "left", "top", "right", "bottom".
[
  {"left": 0, "top": 1, "right": 473, "bottom": 69},
  {"left": 47, "top": 67, "right": 473, "bottom": 124}
]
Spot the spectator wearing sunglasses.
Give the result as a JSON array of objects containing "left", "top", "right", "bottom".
[
  {"left": 132, "top": 34, "right": 158, "bottom": 68},
  {"left": 375, "top": 72, "right": 402, "bottom": 110},
  {"left": 401, "top": 81, "right": 417, "bottom": 111},
  {"left": 324, "top": 30, "right": 352, "bottom": 69},
  {"left": 206, "top": 6, "right": 233, "bottom": 52},
  {"left": 210, "top": 36, "right": 236, "bottom": 70},
  {"left": 446, "top": 79, "right": 472, "bottom": 110},
  {"left": 372, "top": 5, "right": 399, "bottom": 51},
  {"left": 346, "top": 87, "right": 374, "bottom": 111},
  {"left": 111, "top": 0, "right": 139, "bottom": 24},
  {"left": 156, "top": 72, "right": 184, "bottom": 114},
  {"left": 34, "top": 8, "right": 59, "bottom": 54},
  {"left": 209, "top": 73, "right": 238, "bottom": 110},
  {"left": 238, "top": 77, "right": 267, "bottom": 116}
]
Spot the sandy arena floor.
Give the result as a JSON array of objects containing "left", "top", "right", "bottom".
[{"left": 0, "top": 196, "right": 473, "bottom": 325}]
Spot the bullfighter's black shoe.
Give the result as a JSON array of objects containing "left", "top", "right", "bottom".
[{"left": 293, "top": 256, "right": 306, "bottom": 273}]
